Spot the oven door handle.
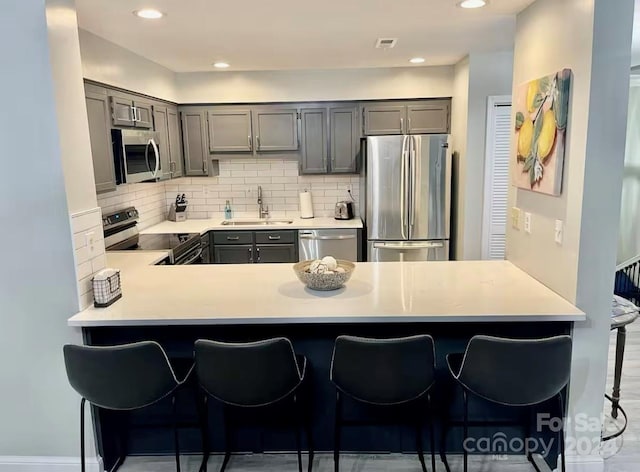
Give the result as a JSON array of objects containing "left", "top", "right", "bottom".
[
  {"left": 176, "top": 248, "right": 203, "bottom": 265},
  {"left": 149, "top": 138, "right": 160, "bottom": 178}
]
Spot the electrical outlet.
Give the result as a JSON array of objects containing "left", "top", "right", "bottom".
[
  {"left": 85, "top": 231, "right": 96, "bottom": 256},
  {"left": 524, "top": 212, "right": 532, "bottom": 234},
  {"left": 555, "top": 219, "right": 563, "bottom": 245},
  {"left": 511, "top": 207, "right": 521, "bottom": 230}
]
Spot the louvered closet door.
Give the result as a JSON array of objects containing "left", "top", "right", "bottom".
[{"left": 482, "top": 100, "right": 511, "bottom": 260}]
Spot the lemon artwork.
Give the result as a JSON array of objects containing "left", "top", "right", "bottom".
[
  {"left": 526, "top": 80, "right": 539, "bottom": 113},
  {"left": 518, "top": 118, "right": 534, "bottom": 158},
  {"left": 537, "top": 110, "right": 557, "bottom": 161}
]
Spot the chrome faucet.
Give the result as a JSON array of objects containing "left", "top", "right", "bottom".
[{"left": 257, "top": 185, "right": 269, "bottom": 219}]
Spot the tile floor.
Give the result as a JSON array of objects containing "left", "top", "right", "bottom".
[{"left": 118, "top": 321, "right": 640, "bottom": 471}]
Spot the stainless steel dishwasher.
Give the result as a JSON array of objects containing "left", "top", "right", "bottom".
[{"left": 298, "top": 229, "right": 359, "bottom": 261}]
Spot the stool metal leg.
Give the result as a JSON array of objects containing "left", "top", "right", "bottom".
[
  {"left": 295, "top": 396, "right": 303, "bottom": 472},
  {"left": 415, "top": 402, "right": 427, "bottom": 472},
  {"left": 220, "top": 406, "right": 232, "bottom": 472},
  {"left": 80, "top": 398, "right": 86, "bottom": 472},
  {"left": 334, "top": 391, "right": 342, "bottom": 472},
  {"left": 611, "top": 326, "right": 627, "bottom": 419},
  {"left": 171, "top": 395, "right": 181, "bottom": 472},
  {"left": 462, "top": 390, "right": 469, "bottom": 472},
  {"left": 558, "top": 393, "right": 566, "bottom": 472},
  {"left": 198, "top": 394, "right": 210, "bottom": 472},
  {"left": 428, "top": 394, "right": 436, "bottom": 472}
]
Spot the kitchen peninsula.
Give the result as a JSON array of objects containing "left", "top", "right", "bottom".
[{"left": 69, "top": 256, "right": 583, "bottom": 470}]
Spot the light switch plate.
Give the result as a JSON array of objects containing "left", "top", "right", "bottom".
[
  {"left": 555, "top": 219, "right": 563, "bottom": 245},
  {"left": 511, "top": 207, "right": 521, "bottom": 230},
  {"left": 524, "top": 212, "right": 532, "bottom": 234}
]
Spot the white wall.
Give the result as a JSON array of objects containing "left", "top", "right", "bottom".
[
  {"left": 451, "top": 52, "right": 514, "bottom": 261},
  {"left": 79, "top": 28, "right": 178, "bottom": 102},
  {"left": 618, "top": 80, "right": 640, "bottom": 264},
  {"left": 176, "top": 66, "right": 453, "bottom": 103},
  {"left": 451, "top": 57, "right": 470, "bottom": 260},
  {"left": 507, "top": 0, "right": 633, "bottom": 468},
  {"left": 0, "top": 0, "right": 97, "bottom": 467},
  {"left": 463, "top": 52, "right": 514, "bottom": 260}
]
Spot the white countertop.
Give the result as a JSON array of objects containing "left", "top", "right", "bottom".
[
  {"left": 141, "top": 217, "right": 363, "bottom": 235},
  {"left": 68, "top": 255, "right": 584, "bottom": 327}
]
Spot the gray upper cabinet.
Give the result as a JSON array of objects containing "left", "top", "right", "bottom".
[
  {"left": 299, "top": 108, "right": 327, "bottom": 174},
  {"left": 109, "top": 92, "right": 153, "bottom": 129},
  {"left": 363, "top": 104, "right": 405, "bottom": 135},
  {"left": 85, "top": 87, "right": 117, "bottom": 194},
  {"left": 253, "top": 108, "right": 299, "bottom": 151},
  {"left": 406, "top": 101, "right": 450, "bottom": 134},
  {"left": 208, "top": 109, "right": 253, "bottom": 153},
  {"left": 329, "top": 106, "right": 358, "bottom": 173},
  {"left": 167, "top": 108, "right": 183, "bottom": 177},
  {"left": 154, "top": 105, "right": 184, "bottom": 179},
  {"left": 133, "top": 101, "right": 153, "bottom": 129},
  {"left": 152, "top": 105, "right": 171, "bottom": 180},
  {"left": 181, "top": 109, "right": 209, "bottom": 176},
  {"left": 110, "top": 96, "right": 135, "bottom": 127}
]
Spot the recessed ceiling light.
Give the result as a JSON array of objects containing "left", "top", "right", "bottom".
[
  {"left": 213, "top": 62, "right": 230, "bottom": 69},
  {"left": 134, "top": 9, "right": 164, "bottom": 19},
  {"left": 458, "top": 0, "right": 487, "bottom": 8},
  {"left": 410, "top": 57, "right": 426, "bottom": 64}
]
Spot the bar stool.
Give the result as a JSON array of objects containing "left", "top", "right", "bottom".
[
  {"left": 194, "top": 338, "right": 313, "bottom": 472},
  {"left": 330, "top": 335, "right": 436, "bottom": 472},
  {"left": 63, "top": 342, "right": 192, "bottom": 472},
  {"left": 443, "top": 335, "right": 572, "bottom": 472}
]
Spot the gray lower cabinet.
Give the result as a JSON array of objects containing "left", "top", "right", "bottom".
[
  {"left": 167, "top": 108, "right": 184, "bottom": 177},
  {"left": 300, "top": 108, "right": 328, "bottom": 174},
  {"left": 329, "top": 106, "right": 359, "bottom": 173},
  {"left": 212, "top": 230, "right": 298, "bottom": 263},
  {"left": 406, "top": 101, "right": 450, "bottom": 134},
  {"left": 208, "top": 109, "right": 253, "bottom": 152},
  {"left": 214, "top": 245, "right": 254, "bottom": 264},
  {"left": 363, "top": 104, "right": 405, "bottom": 135},
  {"left": 85, "top": 88, "right": 117, "bottom": 193},
  {"left": 255, "top": 244, "right": 297, "bottom": 263},
  {"left": 181, "top": 109, "right": 209, "bottom": 176},
  {"left": 253, "top": 108, "right": 299, "bottom": 151}
]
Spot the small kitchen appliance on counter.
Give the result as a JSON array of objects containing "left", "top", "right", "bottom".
[
  {"left": 334, "top": 201, "right": 355, "bottom": 220},
  {"left": 168, "top": 194, "right": 188, "bottom": 222},
  {"left": 103, "top": 207, "right": 205, "bottom": 265}
]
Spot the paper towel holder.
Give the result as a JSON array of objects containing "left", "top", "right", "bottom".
[{"left": 299, "top": 189, "right": 314, "bottom": 219}]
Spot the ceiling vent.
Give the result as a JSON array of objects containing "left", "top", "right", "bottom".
[{"left": 375, "top": 38, "right": 398, "bottom": 49}]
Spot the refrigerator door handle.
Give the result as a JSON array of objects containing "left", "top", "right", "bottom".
[
  {"left": 373, "top": 242, "right": 444, "bottom": 250},
  {"left": 410, "top": 135, "right": 417, "bottom": 228},
  {"left": 400, "top": 135, "right": 409, "bottom": 239}
]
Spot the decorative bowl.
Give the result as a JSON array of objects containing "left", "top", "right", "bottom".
[{"left": 293, "top": 260, "right": 356, "bottom": 291}]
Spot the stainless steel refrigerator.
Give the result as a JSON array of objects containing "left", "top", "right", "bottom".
[{"left": 365, "top": 135, "right": 451, "bottom": 261}]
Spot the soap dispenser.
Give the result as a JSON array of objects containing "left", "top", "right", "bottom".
[{"left": 224, "top": 200, "right": 232, "bottom": 220}]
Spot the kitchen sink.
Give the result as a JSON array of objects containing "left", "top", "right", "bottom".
[{"left": 220, "top": 220, "right": 294, "bottom": 226}]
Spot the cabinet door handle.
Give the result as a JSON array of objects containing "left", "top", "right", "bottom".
[
  {"left": 249, "top": 247, "right": 253, "bottom": 263},
  {"left": 400, "top": 117, "right": 404, "bottom": 133},
  {"left": 256, "top": 136, "right": 260, "bottom": 151},
  {"left": 248, "top": 135, "right": 252, "bottom": 151},
  {"left": 257, "top": 247, "right": 261, "bottom": 262},
  {"left": 131, "top": 106, "right": 138, "bottom": 122},
  {"left": 203, "top": 160, "right": 207, "bottom": 173},
  {"left": 268, "top": 235, "right": 281, "bottom": 240},
  {"left": 408, "top": 117, "right": 412, "bottom": 131},
  {"left": 226, "top": 236, "right": 240, "bottom": 241}
]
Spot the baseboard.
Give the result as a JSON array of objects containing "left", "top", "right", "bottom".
[
  {"left": 0, "top": 456, "right": 102, "bottom": 472},
  {"left": 563, "top": 454, "right": 605, "bottom": 472}
]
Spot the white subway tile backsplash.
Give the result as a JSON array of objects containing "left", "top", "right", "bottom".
[{"left": 163, "top": 159, "right": 360, "bottom": 219}]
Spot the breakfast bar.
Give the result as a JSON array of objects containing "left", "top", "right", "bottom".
[{"left": 69, "top": 257, "right": 584, "bottom": 470}]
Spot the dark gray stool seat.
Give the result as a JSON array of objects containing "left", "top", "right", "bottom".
[
  {"left": 330, "top": 335, "right": 436, "bottom": 472},
  {"left": 443, "top": 335, "right": 572, "bottom": 472},
  {"left": 194, "top": 337, "right": 312, "bottom": 472},
  {"left": 64, "top": 341, "right": 192, "bottom": 472}
]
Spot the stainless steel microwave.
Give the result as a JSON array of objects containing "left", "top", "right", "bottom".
[{"left": 112, "top": 129, "right": 164, "bottom": 184}]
